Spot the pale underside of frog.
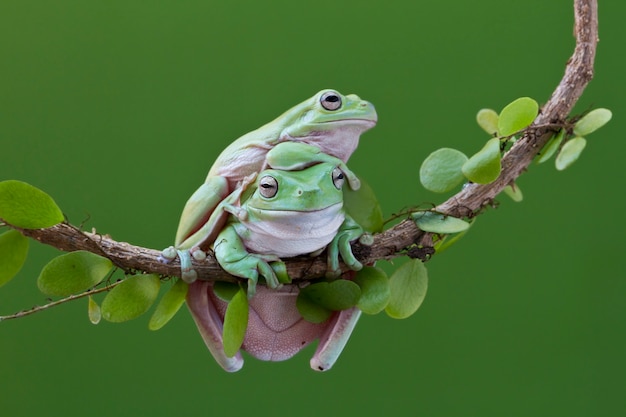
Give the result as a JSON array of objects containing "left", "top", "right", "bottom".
[
  {"left": 161, "top": 89, "right": 377, "bottom": 282},
  {"left": 186, "top": 162, "right": 367, "bottom": 372}
]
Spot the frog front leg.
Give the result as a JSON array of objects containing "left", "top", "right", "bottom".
[
  {"left": 214, "top": 224, "right": 281, "bottom": 297},
  {"left": 326, "top": 214, "right": 366, "bottom": 277},
  {"left": 266, "top": 142, "right": 361, "bottom": 190}
]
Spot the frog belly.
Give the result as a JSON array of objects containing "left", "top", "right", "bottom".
[{"left": 236, "top": 206, "right": 344, "bottom": 257}]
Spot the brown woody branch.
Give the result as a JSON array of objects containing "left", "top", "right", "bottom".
[{"left": 12, "top": 0, "right": 598, "bottom": 283}]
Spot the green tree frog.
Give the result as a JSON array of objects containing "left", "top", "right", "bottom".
[
  {"left": 214, "top": 161, "right": 364, "bottom": 295},
  {"left": 186, "top": 162, "right": 366, "bottom": 371},
  {"left": 163, "top": 89, "right": 376, "bottom": 281}
]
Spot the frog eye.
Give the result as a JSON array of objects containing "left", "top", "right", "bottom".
[
  {"left": 259, "top": 176, "right": 278, "bottom": 198},
  {"left": 332, "top": 168, "right": 345, "bottom": 189},
  {"left": 320, "top": 91, "right": 342, "bottom": 111}
]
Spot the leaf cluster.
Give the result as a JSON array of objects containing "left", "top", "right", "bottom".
[{"left": 420, "top": 98, "right": 611, "bottom": 199}]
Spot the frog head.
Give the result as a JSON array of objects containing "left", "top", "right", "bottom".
[
  {"left": 238, "top": 162, "right": 347, "bottom": 258},
  {"left": 270, "top": 89, "right": 377, "bottom": 162},
  {"left": 245, "top": 162, "right": 345, "bottom": 213}
]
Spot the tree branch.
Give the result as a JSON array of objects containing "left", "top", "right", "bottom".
[{"left": 10, "top": 0, "right": 598, "bottom": 284}]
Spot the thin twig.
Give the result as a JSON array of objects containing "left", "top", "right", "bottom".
[{"left": 0, "top": 279, "right": 124, "bottom": 321}]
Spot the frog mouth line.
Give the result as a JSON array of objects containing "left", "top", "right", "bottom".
[
  {"left": 247, "top": 202, "right": 342, "bottom": 214},
  {"left": 318, "top": 118, "right": 377, "bottom": 124}
]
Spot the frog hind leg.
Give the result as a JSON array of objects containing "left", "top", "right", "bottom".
[
  {"left": 186, "top": 280, "right": 244, "bottom": 372},
  {"left": 175, "top": 176, "right": 230, "bottom": 249},
  {"left": 310, "top": 306, "right": 362, "bottom": 372},
  {"left": 176, "top": 173, "right": 258, "bottom": 251}
]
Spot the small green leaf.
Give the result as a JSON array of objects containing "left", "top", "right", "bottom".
[
  {"left": 0, "top": 180, "right": 64, "bottom": 229},
  {"left": 101, "top": 274, "right": 161, "bottom": 323},
  {"left": 412, "top": 211, "right": 470, "bottom": 234},
  {"left": 0, "top": 229, "right": 29, "bottom": 287},
  {"left": 298, "top": 280, "right": 361, "bottom": 311},
  {"left": 353, "top": 266, "right": 390, "bottom": 315},
  {"left": 223, "top": 286, "right": 249, "bottom": 358},
  {"left": 555, "top": 137, "right": 587, "bottom": 171},
  {"left": 574, "top": 108, "right": 612, "bottom": 136},
  {"left": 502, "top": 184, "right": 523, "bottom": 202},
  {"left": 462, "top": 138, "right": 502, "bottom": 184},
  {"left": 385, "top": 259, "right": 428, "bottom": 319},
  {"left": 420, "top": 148, "right": 468, "bottom": 193},
  {"left": 343, "top": 177, "right": 383, "bottom": 233},
  {"left": 296, "top": 290, "right": 333, "bottom": 323},
  {"left": 88, "top": 296, "right": 101, "bottom": 325},
  {"left": 537, "top": 130, "right": 565, "bottom": 164},
  {"left": 213, "top": 281, "right": 241, "bottom": 302},
  {"left": 498, "top": 97, "right": 538, "bottom": 136},
  {"left": 148, "top": 279, "right": 189, "bottom": 331},
  {"left": 476, "top": 108, "right": 499, "bottom": 136},
  {"left": 433, "top": 224, "right": 472, "bottom": 253},
  {"left": 37, "top": 251, "right": 113, "bottom": 297}
]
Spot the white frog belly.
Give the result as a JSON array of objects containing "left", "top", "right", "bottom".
[{"left": 235, "top": 204, "right": 344, "bottom": 257}]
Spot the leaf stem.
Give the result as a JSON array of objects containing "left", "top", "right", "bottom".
[{"left": 0, "top": 279, "right": 124, "bottom": 322}]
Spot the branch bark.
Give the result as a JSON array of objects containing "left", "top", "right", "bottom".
[{"left": 12, "top": 0, "right": 599, "bottom": 283}]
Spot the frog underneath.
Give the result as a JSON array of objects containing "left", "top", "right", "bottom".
[{"left": 186, "top": 162, "right": 366, "bottom": 372}]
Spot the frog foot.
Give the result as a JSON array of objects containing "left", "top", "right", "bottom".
[
  {"left": 158, "top": 246, "right": 178, "bottom": 263},
  {"left": 178, "top": 249, "right": 198, "bottom": 283},
  {"left": 344, "top": 170, "right": 361, "bottom": 191},
  {"left": 358, "top": 233, "right": 374, "bottom": 246},
  {"left": 158, "top": 246, "right": 202, "bottom": 283},
  {"left": 223, "top": 253, "right": 282, "bottom": 298}
]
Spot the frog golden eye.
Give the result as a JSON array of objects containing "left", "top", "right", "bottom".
[
  {"left": 320, "top": 91, "right": 342, "bottom": 111},
  {"left": 259, "top": 176, "right": 278, "bottom": 198},
  {"left": 332, "top": 167, "right": 345, "bottom": 189}
]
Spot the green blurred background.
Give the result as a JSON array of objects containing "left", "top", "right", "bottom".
[{"left": 1, "top": 1, "right": 624, "bottom": 415}]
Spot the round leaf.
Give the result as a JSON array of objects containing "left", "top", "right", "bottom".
[
  {"left": 536, "top": 130, "right": 565, "bottom": 164},
  {"left": 462, "top": 138, "right": 502, "bottom": 184},
  {"left": 101, "top": 274, "right": 161, "bottom": 323},
  {"left": 0, "top": 229, "right": 29, "bottom": 287},
  {"left": 37, "top": 251, "right": 113, "bottom": 297},
  {"left": 296, "top": 290, "right": 333, "bottom": 323},
  {"left": 223, "top": 286, "right": 249, "bottom": 358},
  {"left": 502, "top": 184, "right": 523, "bottom": 202},
  {"left": 343, "top": 177, "right": 383, "bottom": 233},
  {"left": 148, "top": 279, "right": 189, "bottom": 331},
  {"left": 353, "top": 266, "right": 390, "bottom": 314},
  {"left": 385, "top": 259, "right": 428, "bottom": 319},
  {"left": 0, "top": 180, "right": 64, "bottom": 229},
  {"left": 476, "top": 108, "right": 499, "bottom": 136},
  {"left": 420, "top": 148, "right": 468, "bottom": 193},
  {"left": 433, "top": 225, "right": 472, "bottom": 253},
  {"left": 212, "top": 281, "right": 240, "bottom": 302},
  {"left": 412, "top": 211, "right": 470, "bottom": 234},
  {"left": 574, "top": 108, "right": 612, "bottom": 136},
  {"left": 88, "top": 296, "right": 101, "bottom": 325},
  {"left": 498, "top": 97, "right": 538, "bottom": 136},
  {"left": 298, "top": 280, "right": 361, "bottom": 311},
  {"left": 555, "top": 137, "right": 587, "bottom": 171}
]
